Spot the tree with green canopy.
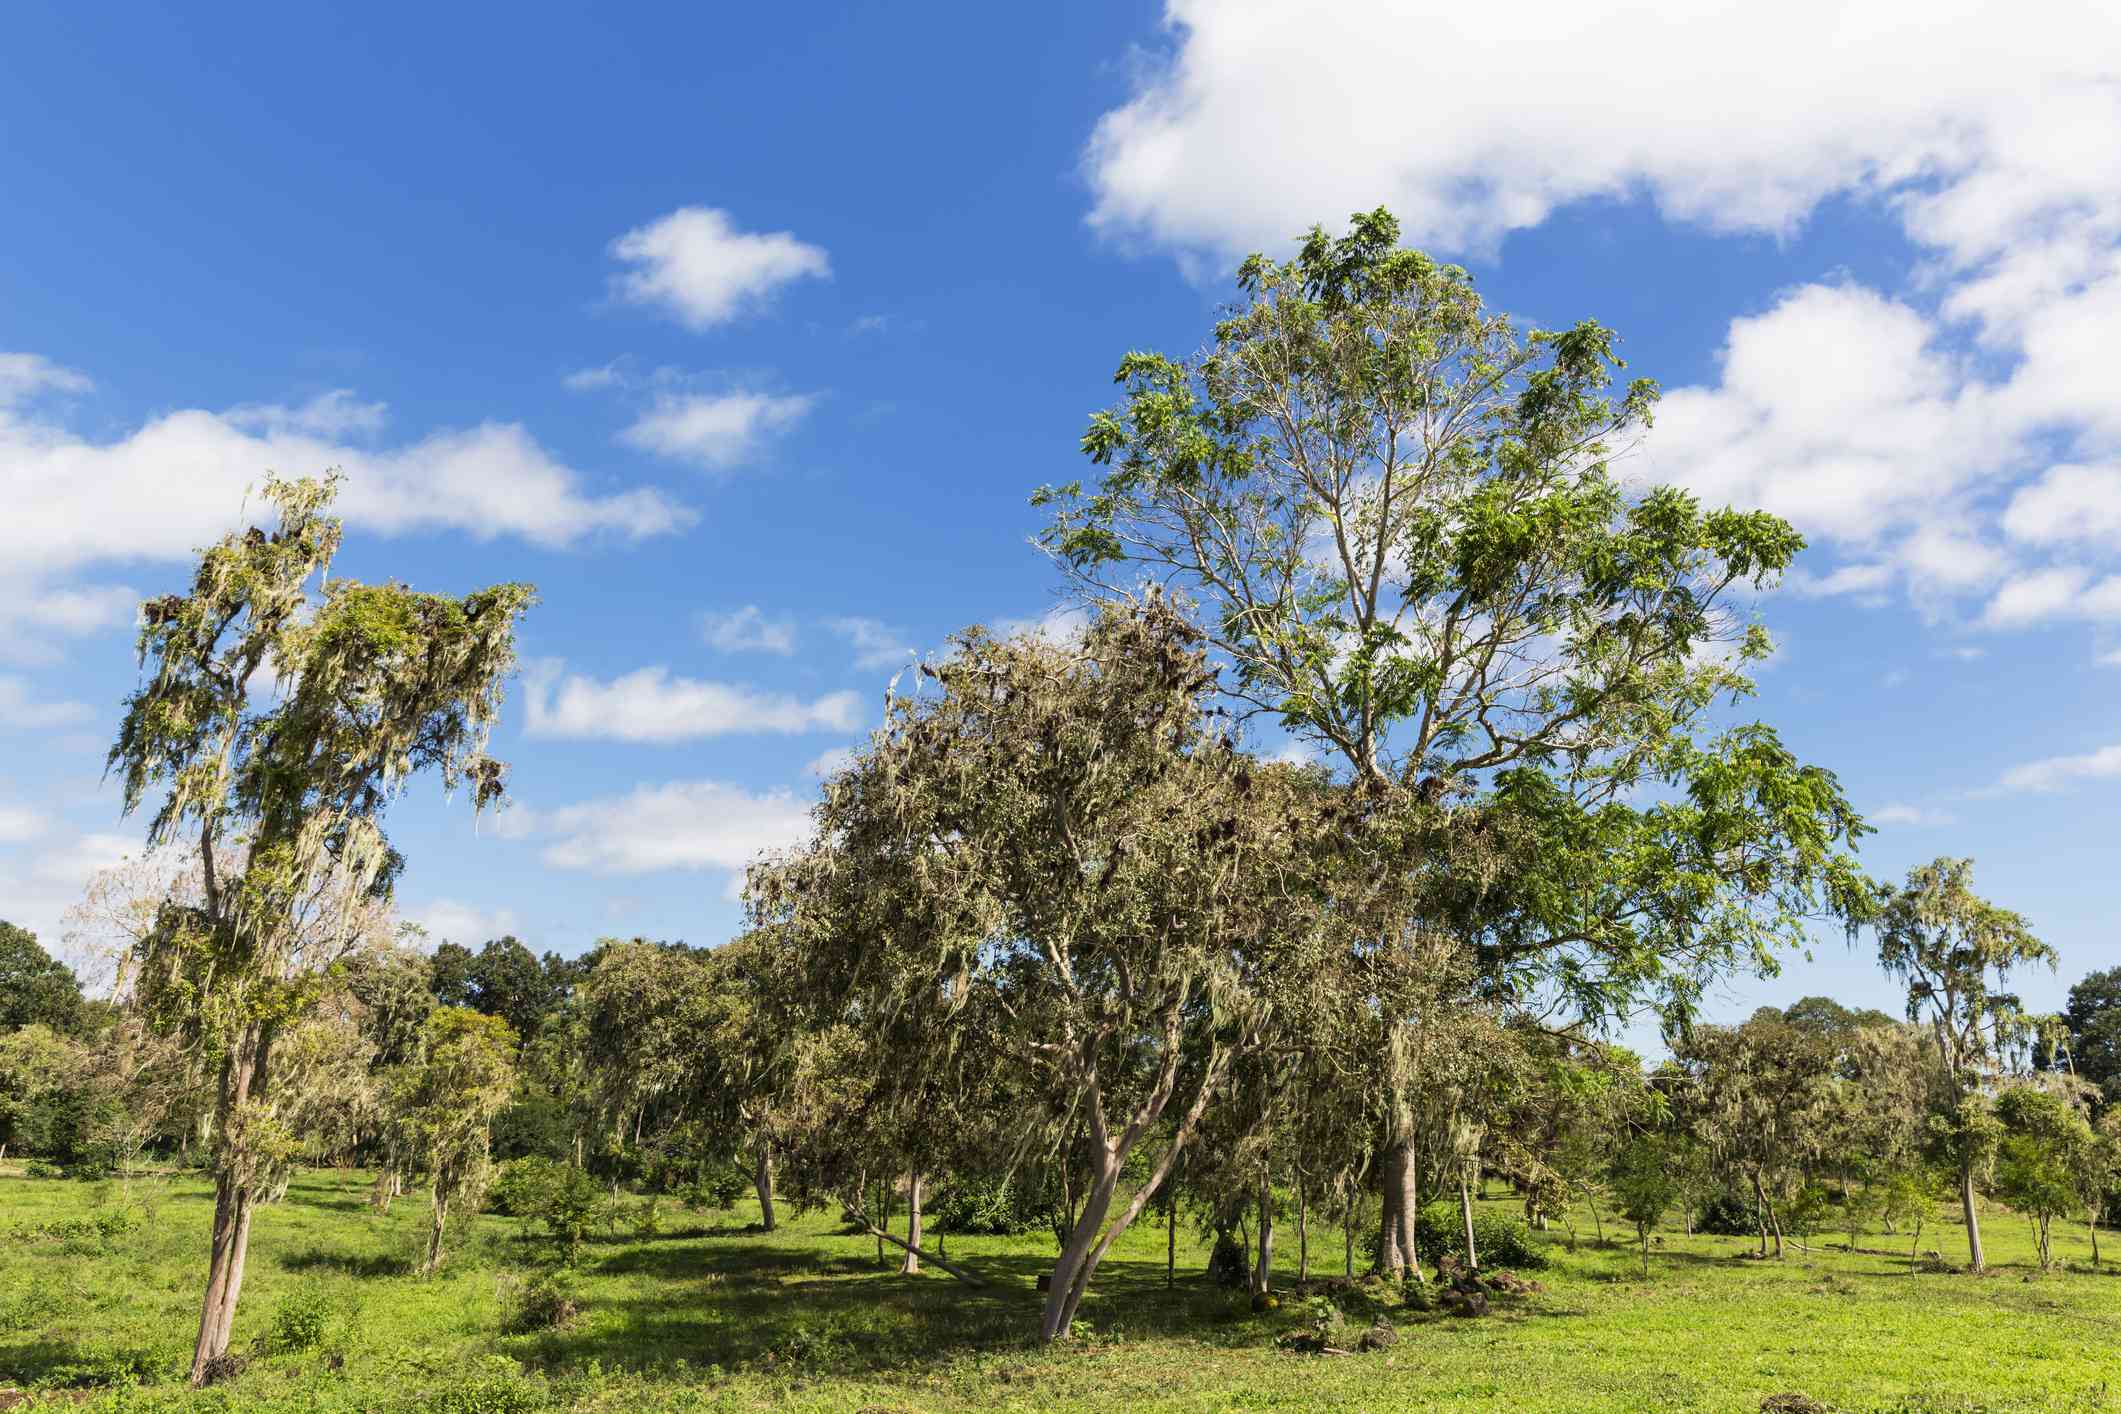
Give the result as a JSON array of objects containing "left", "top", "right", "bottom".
[
  {"left": 395, "top": 1006, "right": 518, "bottom": 1276},
  {"left": 0, "top": 920, "right": 86, "bottom": 1034},
  {"left": 105, "top": 472, "right": 532, "bottom": 1383},
  {"left": 2051, "top": 966, "right": 2121, "bottom": 1105},
  {"left": 1869, "top": 857, "right": 2055, "bottom": 1272},
  {"left": 1035, "top": 206, "right": 1864, "bottom": 1269},
  {"left": 751, "top": 599, "right": 1353, "bottom": 1341}
]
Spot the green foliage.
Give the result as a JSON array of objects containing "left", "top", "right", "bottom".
[
  {"left": 0, "top": 920, "right": 86, "bottom": 1033},
  {"left": 502, "top": 1267, "right": 581, "bottom": 1334},
  {"left": 1414, "top": 1202, "right": 1547, "bottom": 1270},
  {"left": 930, "top": 1174, "right": 1050, "bottom": 1236},
  {"left": 484, "top": 1156, "right": 563, "bottom": 1217},
  {"left": 264, "top": 1286, "right": 334, "bottom": 1353}
]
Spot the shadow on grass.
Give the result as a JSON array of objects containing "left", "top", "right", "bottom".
[
  {"left": 503, "top": 1230, "right": 1584, "bottom": 1383},
  {"left": 278, "top": 1244, "right": 414, "bottom": 1279}
]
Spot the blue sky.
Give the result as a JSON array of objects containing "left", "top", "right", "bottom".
[{"left": 4, "top": 2, "right": 2118, "bottom": 1032}]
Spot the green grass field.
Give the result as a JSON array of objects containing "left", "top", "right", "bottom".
[{"left": 3, "top": 1165, "right": 2117, "bottom": 1412}]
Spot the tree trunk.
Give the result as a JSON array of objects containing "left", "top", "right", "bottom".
[
  {"left": 1041, "top": 1157, "right": 1120, "bottom": 1341},
  {"left": 424, "top": 1186, "right": 448, "bottom": 1278},
  {"left": 1458, "top": 1171, "right": 1479, "bottom": 1271},
  {"left": 1166, "top": 1191, "right": 1177, "bottom": 1289},
  {"left": 2090, "top": 1210, "right": 2102, "bottom": 1268},
  {"left": 1373, "top": 1139, "right": 1423, "bottom": 1281},
  {"left": 1638, "top": 1222, "right": 1650, "bottom": 1278},
  {"left": 189, "top": 1172, "right": 257, "bottom": 1383},
  {"left": 1250, "top": 1170, "right": 1275, "bottom": 1298},
  {"left": 898, "top": 1171, "right": 923, "bottom": 1275},
  {"left": 1343, "top": 1204, "right": 1354, "bottom": 1279},
  {"left": 855, "top": 1213, "right": 986, "bottom": 1286},
  {"left": 1960, "top": 1164, "right": 1984, "bottom": 1272},
  {"left": 1753, "top": 1170, "right": 1784, "bottom": 1259},
  {"left": 1296, "top": 1176, "right": 1309, "bottom": 1282},
  {"left": 753, "top": 1145, "right": 776, "bottom": 1233}
]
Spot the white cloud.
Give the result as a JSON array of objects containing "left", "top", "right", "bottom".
[
  {"left": 519, "top": 779, "right": 816, "bottom": 879},
  {"left": 1871, "top": 803, "right": 1957, "bottom": 827},
  {"left": 523, "top": 664, "right": 862, "bottom": 743},
  {"left": 1086, "top": 3, "right": 2121, "bottom": 646},
  {"left": 608, "top": 206, "right": 830, "bottom": 330},
  {"left": 0, "top": 802, "right": 49, "bottom": 843},
  {"left": 832, "top": 616, "right": 915, "bottom": 671},
  {"left": 0, "top": 383, "right": 691, "bottom": 589},
  {"left": 702, "top": 605, "right": 797, "bottom": 655},
  {"left": 1995, "top": 743, "right": 2121, "bottom": 794},
  {"left": 0, "top": 353, "right": 91, "bottom": 405},
  {"left": 0, "top": 582, "right": 138, "bottom": 665},
  {"left": 619, "top": 391, "right": 815, "bottom": 471},
  {"left": 563, "top": 362, "right": 626, "bottom": 393},
  {"left": 804, "top": 746, "right": 858, "bottom": 779},
  {"left": 1980, "top": 566, "right": 2121, "bottom": 628},
  {"left": 405, "top": 898, "right": 523, "bottom": 948},
  {"left": 224, "top": 389, "right": 387, "bottom": 438},
  {"left": 1086, "top": 2, "right": 2121, "bottom": 263},
  {"left": 0, "top": 829, "right": 136, "bottom": 948},
  {"left": 993, "top": 604, "right": 1093, "bottom": 646},
  {"left": 2002, "top": 464, "right": 2121, "bottom": 546},
  {"left": 0, "top": 675, "right": 94, "bottom": 730}
]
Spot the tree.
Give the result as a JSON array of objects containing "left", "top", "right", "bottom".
[
  {"left": 1870, "top": 857, "right": 2055, "bottom": 1272},
  {"left": 0, "top": 921, "right": 86, "bottom": 1034},
  {"left": 1994, "top": 1083, "right": 2096, "bottom": 1270},
  {"left": 105, "top": 472, "right": 532, "bottom": 1383},
  {"left": 1036, "top": 206, "right": 1853, "bottom": 1266},
  {"left": 1608, "top": 1133, "right": 1681, "bottom": 1277},
  {"left": 0, "top": 1023, "right": 85, "bottom": 1160},
  {"left": 2053, "top": 967, "right": 2121, "bottom": 1105},
  {"left": 395, "top": 1007, "right": 517, "bottom": 1276},
  {"left": 752, "top": 600, "right": 1349, "bottom": 1341}
]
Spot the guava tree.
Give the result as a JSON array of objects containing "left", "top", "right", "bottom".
[
  {"left": 107, "top": 473, "right": 532, "bottom": 1382},
  {"left": 1036, "top": 207, "right": 1849, "bottom": 1267},
  {"left": 1870, "top": 857, "right": 2054, "bottom": 1272}
]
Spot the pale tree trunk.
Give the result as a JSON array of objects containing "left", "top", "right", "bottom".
[
  {"left": 2089, "top": 1208, "right": 2102, "bottom": 1268},
  {"left": 1458, "top": 1170, "right": 1479, "bottom": 1270},
  {"left": 189, "top": 1037, "right": 266, "bottom": 1386},
  {"left": 1752, "top": 1169, "right": 1784, "bottom": 1259},
  {"left": 424, "top": 1186, "right": 449, "bottom": 1278},
  {"left": 1249, "top": 1168, "right": 1275, "bottom": 1298},
  {"left": 1037, "top": 1021, "right": 1235, "bottom": 1343},
  {"left": 1373, "top": 1139, "right": 1424, "bottom": 1281},
  {"left": 898, "top": 1171, "right": 923, "bottom": 1275},
  {"left": 1296, "top": 1175, "right": 1309, "bottom": 1282},
  {"left": 1960, "top": 1164, "right": 1985, "bottom": 1272},
  {"left": 753, "top": 1145, "right": 776, "bottom": 1233}
]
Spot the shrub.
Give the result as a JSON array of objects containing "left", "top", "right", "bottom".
[
  {"left": 931, "top": 1175, "right": 1046, "bottom": 1235},
  {"left": 266, "top": 1286, "right": 335, "bottom": 1354},
  {"left": 1414, "top": 1201, "right": 1547, "bottom": 1270},
  {"left": 23, "top": 1158, "right": 61, "bottom": 1179},
  {"left": 1206, "top": 1231, "right": 1249, "bottom": 1288},
  {"left": 1696, "top": 1192, "right": 1755, "bottom": 1236},
  {"left": 485, "top": 1156, "right": 563, "bottom": 1217},
  {"left": 503, "top": 1268, "right": 581, "bottom": 1334}
]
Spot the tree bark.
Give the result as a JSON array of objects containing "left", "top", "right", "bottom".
[
  {"left": 2090, "top": 1210, "right": 2102, "bottom": 1268},
  {"left": 1458, "top": 1171, "right": 1479, "bottom": 1270},
  {"left": 424, "top": 1186, "right": 448, "bottom": 1278},
  {"left": 753, "top": 1145, "right": 776, "bottom": 1233},
  {"left": 1166, "top": 1190, "right": 1177, "bottom": 1289},
  {"left": 189, "top": 1172, "right": 257, "bottom": 1383},
  {"left": 1373, "top": 1139, "right": 1424, "bottom": 1281},
  {"left": 1296, "top": 1175, "right": 1309, "bottom": 1282},
  {"left": 898, "top": 1171, "right": 923, "bottom": 1275},
  {"left": 855, "top": 1214, "right": 986, "bottom": 1286},
  {"left": 1959, "top": 1163, "right": 1985, "bottom": 1272},
  {"left": 1250, "top": 1169, "right": 1275, "bottom": 1298}
]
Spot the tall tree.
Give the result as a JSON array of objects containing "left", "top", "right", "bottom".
[
  {"left": 395, "top": 1007, "right": 517, "bottom": 1276},
  {"left": 1870, "top": 857, "right": 2055, "bottom": 1272},
  {"left": 2054, "top": 967, "right": 2121, "bottom": 1104},
  {"left": 1036, "top": 207, "right": 1850, "bottom": 1262},
  {"left": 0, "top": 921, "right": 86, "bottom": 1034},
  {"left": 106, "top": 472, "right": 531, "bottom": 1382},
  {"left": 752, "top": 601, "right": 1349, "bottom": 1341}
]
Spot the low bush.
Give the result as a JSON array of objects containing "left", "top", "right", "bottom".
[
  {"left": 931, "top": 1175, "right": 1048, "bottom": 1236},
  {"left": 503, "top": 1268, "right": 581, "bottom": 1333},
  {"left": 1414, "top": 1201, "right": 1547, "bottom": 1270},
  {"left": 266, "top": 1286, "right": 336, "bottom": 1354}
]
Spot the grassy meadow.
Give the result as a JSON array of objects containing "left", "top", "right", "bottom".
[{"left": 2, "top": 1164, "right": 2117, "bottom": 1413}]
